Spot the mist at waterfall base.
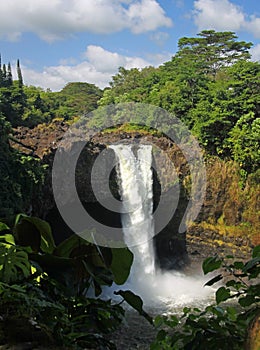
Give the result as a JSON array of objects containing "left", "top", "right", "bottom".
[{"left": 105, "top": 144, "right": 214, "bottom": 309}]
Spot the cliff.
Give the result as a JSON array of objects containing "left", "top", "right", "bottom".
[{"left": 11, "top": 121, "right": 259, "bottom": 267}]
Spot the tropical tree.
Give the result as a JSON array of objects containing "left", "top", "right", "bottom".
[{"left": 177, "top": 30, "right": 252, "bottom": 77}]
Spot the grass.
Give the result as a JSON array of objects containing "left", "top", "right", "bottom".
[{"left": 101, "top": 123, "right": 163, "bottom": 136}]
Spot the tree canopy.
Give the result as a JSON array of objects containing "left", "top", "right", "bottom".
[
  {"left": 97, "top": 31, "right": 259, "bottom": 174},
  {"left": 177, "top": 30, "right": 252, "bottom": 76},
  {"left": 0, "top": 30, "right": 259, "bottom": 217}
]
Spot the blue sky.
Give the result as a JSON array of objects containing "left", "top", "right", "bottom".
[{"left": 0, "top": 0, "right": 259, "bottom": 91}]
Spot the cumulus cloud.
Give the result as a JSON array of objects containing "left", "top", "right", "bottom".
[
  {"left": 193, "top": 0, "right": 245, "bottom": 31},
  {"left": 127, "top": 0, "right": 172, "bottom": 34},
  {"left": 84, "top": 45, "right": 150, "bottom": 73},
  {"left": 20, "top": 45, "right": 168, "bottom": 91},
  {"left": 250, "top": 43, "right": 260, "bottom": 62},
  {"left": 0, "top": 0, "right": 172, "bottom": 42},
  {"left": 193, "top": 0, "right": 260, "bottom": 38},
  {"left": 244, "top": 16, "right": 260, "bottom": 39}
]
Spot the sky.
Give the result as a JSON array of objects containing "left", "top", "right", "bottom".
[{"left": 0, "top": 0, "right": 259, "bottom": 91}]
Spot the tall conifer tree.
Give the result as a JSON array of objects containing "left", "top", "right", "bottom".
[
  {"left": 7, "top": 62, "right": 13, "bottom": 86},
  {"left": 17, "top": 59, "right": 23, "bottom": 87},
  {"left": 2, "top": 64, "right": 7, "bottom": 82}
]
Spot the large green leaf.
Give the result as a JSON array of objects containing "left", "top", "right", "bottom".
[
  {"left": 15, "top": 216, "right": 55, "bottom": 253},
  {"left": 23, "top": 216, "right": 55, "bottom": 253},
  {"left": 14, "top": 213, "right": 27, "bottom": 226},
  {"left": 238, "top": 295, "right": 257, "bottom": 307},
  {"left": 59, "top": 242, "right": 133, "bottom": 285},
  {"left": 0, "top": 245, "right": 31, "bottom": 283},
  {"left": 216, "top": 287, "right": 231, "bottom": 304},
  {"left": 30, "top": 252, "right": 72, "bottom": 270},
  {"left": 252, "top": 245, "right": 260, "bottom": 258},
  {"left": 0, "top": 222, "right": 9, "bottom": 232},
  {"left": 243, "top": 257, "right": 260, "bottom": 272},
  {"left": 114, "top": 290, "right": 153, "bottom": 324},
  {"left": 110, "top": 248, "right": 133, "bottom": 285},
  {"left": 15, "top": 218, "right": 41, "bottom": 252},
  {"left": 54, "top": 234, "right": 87, "bottom": 258},
  {"left": 0, "top": 233, "right": 15, "bottom": 246},
  {"left": 91, "top": 246, "right": 113, "bottom": 268},
  {"left": 202, "top": 256, "right": 222, "bottom": 274}
]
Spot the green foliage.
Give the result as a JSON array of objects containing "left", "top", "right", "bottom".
[
  {"left": 229, "top": 112, "right": 260, "bottom": 173},
  {"left": 1, "top": 32, "right": 259, "bottom": 175},
  {"left": 14, "top": 214, "right": 55, "bottom": 253},
  {"left": 19, "top": 82, "right": 102, "bottom": 127},
  {"left": 114, "top": 290, "right": 153, "bottom": 324},
  {"left": 0, "top": 56, "right": 102, "bottom": 128},
  {"left": 0, "top": 137, "right": 46, "bottom": 218},
  {"left": 0, "top": 73, "right": 48, "bottom": 218},
  {"left": 177, "top": 30, "right": 252, "bottom": 77},
  {"left": 96, "top": 31, "right": 258, "bottom": 174},
  {"left": 0, "top": 58, "right": 26, "bottom": 126},
  {"left": 110, "top": 247, "right": 134, "bottom": 284},
  {"left": 0, "top": 245, "right": 31, "bottom": 283},
  {"left": 151, "top": 246, "right": 260, "bottom": 350},
  {"left": 0, "top": 215, "right": 136, "bottom": 349},
  {"left": 202, "top": 256, "right": 222, "bottom": 273},
  {"left": 60, "top": 82, "right": 102, "bottom": 115}
]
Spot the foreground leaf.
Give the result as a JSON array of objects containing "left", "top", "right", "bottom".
[
  {"left": 114, "top": 290, "right": 153, "bottom": 324},
  {"left": 0, "top": 246, "right": 31, "bottom": 282},
  {"left": 110, "top": 248, "right": 133, "bottom": 285},
  {"left": 203, "top": 256, "right": 222, "bottom": 274},
  {"left": 204, "top": 274, "right": 223, "bottom": 287},
  {"left": 216, "top": 286, "right": 231, "bottom": 304},
  {"left": 252, "top": 245, "right": 260, "bottom": 258}
]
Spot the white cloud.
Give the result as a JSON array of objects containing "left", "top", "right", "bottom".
[
  {"left": 193, "top": 0, "right": 260, "bottom": 38},
  {"left": 0, "top": 0, "right": 172, "bottom": 42},
  {"left": 84, "top": 45, "right": 150, "bottom": 73},
  {"left": 84, "top": 46, "right": 128, "bottom": 74},
  {"left": 127, "top": 0, "right": 172, "bottom": 34},
  {"left": 21, "top": 45, "right": 169, "bottom": 91},
  {"left": 22, "top": 61, "right": 116, "bottom": 91},
  {"left": 250, "top": 43, "right": 260, "bottom": 62},
  {"left": 245, "top": 16, "right": 260, "bottom": 39},
  {"left": 193, "top": 0, "right": 245, "bottom": 31}
]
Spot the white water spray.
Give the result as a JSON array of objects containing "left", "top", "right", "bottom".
[
  {"left": 110, "top": 144, "right": 214, "bottom": 308},
  {"left": 110, "top": 144, "right": 155, "bottom": 276}
]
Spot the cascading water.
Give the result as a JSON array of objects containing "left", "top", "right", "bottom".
[
  {"left": 110, "top": 143, "right": 214, "bottom": 308},
  {"left": 110, "top": 144, "right": 155, "bottom": 277}
]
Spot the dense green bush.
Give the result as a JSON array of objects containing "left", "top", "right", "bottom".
[{"left": 0, "top": 215, "right": 137, "bottom": 349}]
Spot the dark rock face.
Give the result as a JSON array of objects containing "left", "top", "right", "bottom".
[
  {"left": 154, "top": 192, "right": 190, "bottom": 270},
  {"left": 45, "top": 201, "right": 123, "bottom": 245}
]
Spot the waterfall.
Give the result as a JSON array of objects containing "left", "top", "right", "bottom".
[
  {"left": 110, "top": 144, "right": 155, "bottom": 276},
  {"left": 109, "top": 143, "right": 214, "bottom": 307}
]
